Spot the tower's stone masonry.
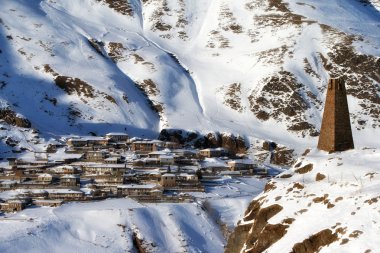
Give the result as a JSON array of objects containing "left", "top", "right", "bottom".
[{"left": 318, "top": 78, "right": 354, "bottom": 152}]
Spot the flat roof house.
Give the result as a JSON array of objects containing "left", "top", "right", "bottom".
[
  {"left": 160, "top": 173, "right": 176, "bottom": 187},
  {"left": 106, "top": 133, "right": 129, "bottom": 142},
  {"left": 228, "top": 159, "right": 256, "bottom": 171},
  {"left": 117, "top": 184, "right": 163, "bottom": 197}
]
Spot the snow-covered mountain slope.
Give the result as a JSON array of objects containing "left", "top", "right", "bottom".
[
  {"left": 0, "top": 199, "right": 225, "bottom": 253},
  {"left": 0, "top": 177, "right": 267, "bottom": 253},
  {"left": 0, "top": 0, "right": 379, "bottom": 150},
  {"left": 225, "top": 147, "right": 380, "bottom": 253}
]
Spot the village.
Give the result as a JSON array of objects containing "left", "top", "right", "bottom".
[{"left": 0, "top": 133, "right": 271, "bottom": 213}]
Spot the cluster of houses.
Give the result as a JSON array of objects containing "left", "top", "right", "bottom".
[{"left": 0, "top": 133, "right": 267, "bottom": 213}]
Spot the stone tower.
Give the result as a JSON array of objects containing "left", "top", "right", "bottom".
[{"left": 317, "top": 78, "right": 354, "bottom": 152}]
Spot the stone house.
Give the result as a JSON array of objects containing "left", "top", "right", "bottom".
[
  {"left": 220, "top": 171, "right": 242, "bottom": 177},
  {"left": 19, "top": 189, "right": 48, "bottom": 199},
  {"left": 63, "top": 166, "right": 80, "bottom": 174},
  {"left": 131, "top": 141, "right": 159, "bottom": 153},
  {"left": 172, "top": 149, "right": 198, "bottom": 159},
  {"left": 104, "top": 157, "right": 119, "bottom": 164},
  {"left": 89, "top": 175, "right": 124, "bottom": 184},
  {"left": 160, "top": 173, "right": 176, "bottom": 187},
  {"left": 200, "top": 158, "right": 229, "bottom": 173},
  {"left": 49, "top": 165, "right": 80, "bottom": 175},
  {"left": 106, "top": 133, "right": 129, "bottom": 142},
  {"left": 133, "top": 171, "right": 161, "bottom": 182},
  {"left": 0, "top": 198, "right": 30, "bottom": 212},
  {"left": 199, "top": 148, "right": 223, "bottom": 158},
  {"left": 37, "top": 173, "right": 53, "bottom": 185},
  {"left": 148, "top": 151, "right": 170, "bottom": 158},
  {"left": 46, "top": 189, "right": 84, "bottom": 200},
  {"left": 85, "top": 137, "right": 109, "bottom": 147},
  {"left": 60, "top": 175, "right": 80, "bottom": 187},
  {"left": 159, "top": 155, "right": 175, "bottom": 165},
  {"left": 177, "top": 173, "right": 198, "bottom": 182},
  {"left": 228, "top": 159, "right": 256, "bottom": 171},
  {"left": 86, "top": 151, "right": 108, "bottom": 162},
  {"left": 175, "top": 173, "right": 202, "bottom": 190},
  {"left": 67, "top": 138, "right": 87, "bottom": 147},
  {"left": 67, "top": 137, "right": 108, "bottom": 148},
  {"left": 143, "top": 158, "right": 160, "bottom": 166},
  {"left": 33, "top": 199, "right": 63, "bottom": 207},
  {"left": 0, "top": 180, "right": 18, "bottom": 189},
  {"left": 117, "top": 184, "right": 163, "bottom": 197},
  {"left": 82, "top": 164, "right": 126, "bottom": 176}
]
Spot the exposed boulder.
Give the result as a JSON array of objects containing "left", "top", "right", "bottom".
[
  {"left": 291, "top": 229, "right": 338, "bottom": 253},
  {"left": 158, "top": 129, "right": 247, "bottom": 154},
  {"left": 224, "top": 224, "right": 251, "bottom": 253},
  {"left": 249, "top": 223, "right": 289, "bottom": 253},
  {"left": 271, "top": 147, "right": 295, "bottom": 166},
  {"left": 262, "top": 141, "right": 277, "bottom": 151},
  {"left": 0, "top": 108, "right": 31, "bottom": 128},
  {"left": 225, "top": 201, "right": 286, "bottom": 253},
  {"left": 295, "top": 163, "right": 314, "bottom": 174},
  {"left": 158, "top": 128, "right": 200, "bottom": 144},
  {"left": 220, "top": 133, "right": 247, "bottom": 154}
]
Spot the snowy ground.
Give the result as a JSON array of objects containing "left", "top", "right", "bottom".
[
  {"left": 0, "top": 176, "right": 267, "bottom": 253},
  {"left": 237, "top": 147, "right": 380, "bottom": 253}
]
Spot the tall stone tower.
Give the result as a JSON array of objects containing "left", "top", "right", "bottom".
[{"left": 317, "top": 78, "right": 354, "bottom": 152}]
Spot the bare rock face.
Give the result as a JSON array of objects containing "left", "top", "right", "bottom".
[
  {"left": 295, "top": 163, "right": 313, "bottom": 174},
  {"left": 271, "top": 147, "right": 295, "bottom": 166},
  {"left": 158, "top": 128, "right": 201, "bottom": 144},
  {"left": 262, "top": 141, "right": 277, "bottom": 151},
  {"left": 291, "top": 229, "right": 338, "bottom": 253},
  {"left": 225, "top": 199, "right": 286, "bottom": 253},
  {"left": 249, "top": 223, "right": 289, "bottom": 253},
  {"left": 0, "top": 108, "right": 31, "bottom": 128},
  {"left": 220, "top": 133, "right": 247, "bottom": 154},
  {"left": 95, "top": 0, "right": 134, "bottom": 16},
  {"left": 224, "top": 224, "right": 252, "bottom": 253},
  {"left": 254, "top": 140, "right": 297, "bottom": 166},
  {"left": 158, "top": 128, "right": 247, "bottom": 154},
  {"left": 203, "top": 132, "right": 247, "bottom": 154}
]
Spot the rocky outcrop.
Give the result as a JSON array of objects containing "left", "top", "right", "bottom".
[
  {"left": 295, "top": 163, "right": 313, "bottom": 174},
  {"left": 253, "top": 140, "right": 298, "bottom": 166},
  {"left": 0, "top": 108, "right": 31, "bottom": 128},
  {"left": 224, "top": 224, "right": 251, "bottom": 253},
  {"left": 271, "top": 147, "right": 295, "bottom": 166},
  {"left": 291, "top": 229, "right": 338, "bottom": 253},
  {"left": 132, "top": 232, "right": 148, "bottom": 253},
  {"left": 158, "top": 128, "right": 247, "bottom": 154},
  {"left": 95, "top": 0, "right": 134, "bottom": 16},
  {"left": 225, "top": 197, "right": 287, "bottom": 253}
]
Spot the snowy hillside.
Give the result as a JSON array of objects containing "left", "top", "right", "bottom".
[
  {"left": 0, "top": 199, "right": 225, "bottom": 253},
  {"left": 0, "top": 177, "right": 266, "bottom": 253},
  {"left": 226, "top": 147, "right": 380, "bottom": 253},
  {"left": 0, "top": 0, "right": 379, "bottom": 153}
]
